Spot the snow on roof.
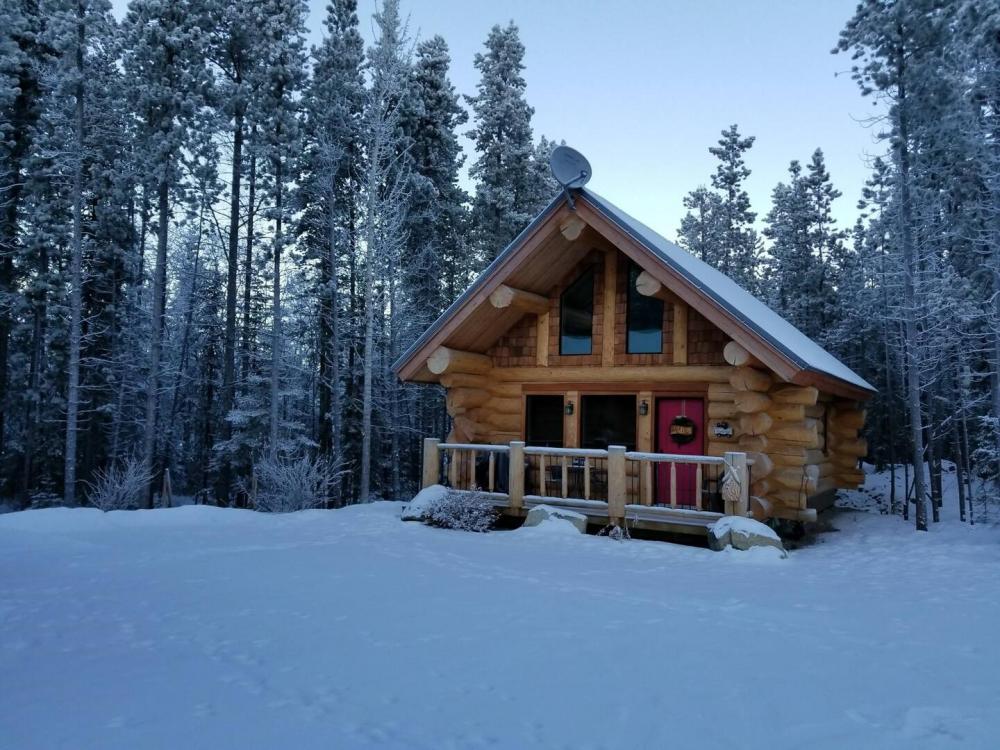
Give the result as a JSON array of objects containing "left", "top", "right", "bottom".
[{"left": 581, "top": 188, "right": 875, "bottom": 393}]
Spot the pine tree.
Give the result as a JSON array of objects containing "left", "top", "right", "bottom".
[
  {"left": 709, "top": 124, "right": 760, "bottom": 290},
  {"left": 467, "top": 22, "right": 545, "bottom": 265},
  {"left": 123, "top": 0, "right": 213, "bottom": 506}
]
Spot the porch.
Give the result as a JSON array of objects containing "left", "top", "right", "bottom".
[{"left": 420, "top": 439, "right": 753, "bottom": 535}]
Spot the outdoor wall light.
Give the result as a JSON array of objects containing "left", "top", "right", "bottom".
[
  {"left": 564, "top": 401, "right": 574, "bottom": 416},
  {"left": 639, "top": 400, "right": 649, "bottom": 416}
]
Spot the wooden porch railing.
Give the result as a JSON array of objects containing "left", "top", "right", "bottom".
[{"left": 422, "top": 438, "right": 751, "bottom": 522}]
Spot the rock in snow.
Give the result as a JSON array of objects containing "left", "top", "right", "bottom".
[
  {"left": 522, "top": 504, "right": 588, "bottom": 533},
  {"left": 401, "top": 484, "right": 448, "bottom": 521},
  {"left": 708, "top": 515, "right": 786, "bottom": 557}
]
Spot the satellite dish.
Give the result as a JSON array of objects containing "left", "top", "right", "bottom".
[{"left": 549, "top": 146, "right": 592, "bottom": 190}]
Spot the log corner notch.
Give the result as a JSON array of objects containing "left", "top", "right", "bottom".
[
  {"left": 426, "top": 346, "right": 492, "bottom": 376},
  {"left": 489, "top": 284, "right": 549, "bottom": 315}
]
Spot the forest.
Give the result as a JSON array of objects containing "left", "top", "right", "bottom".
[{"left": 1, "top": 0, "right": 998, "bottom": 530}]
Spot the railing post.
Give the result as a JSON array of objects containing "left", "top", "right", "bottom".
[
  {"left": 723, "top": 451, "right": 750, "bottom": 516},
  {"left": 421, "top": 438, "right": 440, "bottom": 489},
  {"left": 508, "top": 441, "right": 525, "bottom": 512},
  {"left": 607, "top": 445, "right": 627, "bottom": 524}
]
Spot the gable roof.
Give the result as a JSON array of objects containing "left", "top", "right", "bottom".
[{"left": 393, "top": 188, "right": 876, "bottom": 400}]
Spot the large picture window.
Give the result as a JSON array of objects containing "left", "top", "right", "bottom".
[
  {"left": 560, "top": 268, "right": 594, "bottom": 355},
  {"left": 627, "top": 262, "right": 663, "bottom": 354},
  {"left": 581, "top": 395, "right": 636, "bottom": 451},
  {"left": 525, "top": 395, "right": 564, "bottom": 447}
]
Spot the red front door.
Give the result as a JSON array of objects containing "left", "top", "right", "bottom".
[{"left": 655, "top": 398, "right": 705, "bottom": 505}]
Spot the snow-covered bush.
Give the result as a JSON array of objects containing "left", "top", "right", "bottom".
[
  {"left": 85, "top": 458, "right": 152, "bottom": 511},
  {"left": 424, "top": 489, "right": 498, "bottom": 533},
  {"left": 251, "top": 454, "right": 333, "bottom": 513}
]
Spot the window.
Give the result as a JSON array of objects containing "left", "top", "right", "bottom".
[
  {"left": 627, "top": 262, "right": 663, "bottom": 354},
  {"left": 559, "top": 268, "right": 594, "bottom": 355},
  {"left": 581, "top": 395, "right": 637, "bottom": 451},
  {"left": 525, "top": 395, "right": 564, "bottom": 447}
]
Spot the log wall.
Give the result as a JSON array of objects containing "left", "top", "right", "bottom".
[{"left": 432, "top": 249, "right": 869, "bottom": 521}]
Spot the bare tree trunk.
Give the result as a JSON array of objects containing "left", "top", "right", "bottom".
[
  {"left": 142, "top": 175, "right": 170, "bottom": 508},
  {"left": 220, "top": 110, "right": 243, "bottom": 498},
  {"left": 269, "top": 153, "right": 283, "bottom": 452},
  {"left": 64, "top": 0, "right": 86, "bottom": 506},
  {"left": 894, "top": 57, "right": 928, "bottom": 531},
  {"left": 241, "top": 137, "right": 256, "bottom": 387},
  {"left": 20, "top": 244, "right": 48, "bottom": 501}
]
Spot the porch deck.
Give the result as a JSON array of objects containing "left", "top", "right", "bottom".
[{"left": 421, "top": 439, "right": 751, "bottom": 535}]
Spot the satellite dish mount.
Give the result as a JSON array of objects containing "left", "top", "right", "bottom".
[{"left": 549, "top": 146, "right": 592, "bottom": 210}]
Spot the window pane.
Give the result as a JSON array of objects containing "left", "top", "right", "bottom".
[
  {"left": 560, "top": 268, "right": 594, "bottom": 355},
  {"left": 627, "top": 263, "right": 663, "bottom": 354},
  {"left": 526, "top": 395, "right": 564, "bottom": 447},
  {"left": 581, "top": 395, "right": 636, "bottom": 451}
]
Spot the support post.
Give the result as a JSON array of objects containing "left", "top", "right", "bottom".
[
  {"left": 421, "top": 438, "right": 440, "bottom": 489},
  {"left": 508, "top": 441, "right": 525, "bottom": 512},
  {"left": 723, "top": 451, "right": 750, "bottom": 517},
  {"left": 607, "top": 445, "right": 627, "bottom": 524}
]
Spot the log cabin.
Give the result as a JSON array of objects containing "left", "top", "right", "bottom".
[{"left": 393, "top": 187, "right": 875, "bottom": 535}]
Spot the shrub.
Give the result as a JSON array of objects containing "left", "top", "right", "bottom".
[
  {"left": 250, "top": 453, "right": 333, "bottom": 513},
  {"left": 85, "top": 458, "right": 152, "bottom": 511},
  {"left": 424, "top": 489, "right": 499, "bottom": 533}
]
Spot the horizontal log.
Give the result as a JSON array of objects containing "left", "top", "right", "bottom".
[
  {"left": 816, "top": 461, "right": 837, "bottom": 477},
  {"left": 765, "top": 440, "right": 810, "bottom": 458},
  {"left": 484, "top": 397, "right": 521, "bottom": 416},
  {"left": 815, "top": 477, "right": 838, "bottom": 495},
  {"left": 771, "top": 487, "right": 808, "bottom": 509},
  {"left": 739, "top": 412, "right": 773, "bottom": 436},
  {"left": 832, "top": 409, "right": 866, "bottom": 430},
  {"left": 739, "top": 434, "right": 768, "bottom": 452},
  {"left": 488, "top": 382, "right": 522, "bottom": 398},
  {"left": 769, "top": 384, "right": 819, "bottom": 406},
  {"left": 768, "top": 403, "right": 806, "bottom": 422},
  {"left": 835, "top": 437, "right": 869, "bottom": 457},
  {"left": 837, "top": 471, "right": 865, "bottom": 486},
  {"left": 746, "top": 451, "right": 774, "bottom": 479},
  {"left": 708, "top": 383, "right": 738, "bottom": 400},
  {"left": 771, "top": 506, "right": 818, "bottom": 522},
  {"left": 773, "top": 465, "right": 819, "bottom": 490},
  {"left": 830, "top": 453, "right": 859, "bottom": 470},
  {"left": 493, "top": 365, "right": 733, "bottom": 383},
  {"left": 750, "top": 495, "right": 773, "bottom": 521},
  {"left": 723, "top": 341, "right": 763, "bottom": 368},
  {"left": 428, "top": 346, "right": 492, "bottom": 376},
  {"left": 489, "top": 284, "right": 549, "bottom": 315},
  {"left": 452, "top": 415, "right": 479, "bottom": 442},
  {"left": 730, "top": 366, "right": 773, "bottom": 392},
  {"left": 829, "top": 422, "right": 860, "bottom": 440},
  {"left": 734, "top": 391, "right": 772, "bottom": 414},
  {"left": 804, "top": 403, "right": 826, "bottom": 418},
  {"left": 447, "top": 388, "right": 490, "bottom": 412},
  {"left": 708, "top": 401, "right": 739, "bottom": 419},
  {"left": 805, "top": 449, "right": 827, "bottom": 465},
  {"left": 440, "top": 373, "right": 490, "bottom": 389},
  {"left": 768, "top": 420, "right": 819, "bottom": 445},
  {"left": 484, "top": 412, "right": 520, "bottom": 433},
  {"left": 751, "top": 478, "right": 772, "bottom": 496}
]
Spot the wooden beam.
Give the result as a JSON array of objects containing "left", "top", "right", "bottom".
[
  {"left": 427, "top": 346, "right": 492, "bottom": 375},
  {"left": 536, "top": 312, "right": 549, "bottom": 366},
  {"left": 673, "top": 302, "right": 688, "bottom": 365},
  {"left": 560, "top": 214, "right": 586, "bottom": 241},
  {"left": 493, "top": 365, "right": 733, "bottom": 383},
  {"left": 602, "top": 251, "right": 616, "bottom": 365},
  {"left": 489, "top": 284, "right": 549, "bottom": 315}
]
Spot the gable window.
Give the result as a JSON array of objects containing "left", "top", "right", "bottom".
[
  {"left": 525, "top": 395, "right": 564, "bottom": 447},
  {"left": 560, "top": 268, "right": 594, "bottom": 355},
  {"left": 627, "top": 262, "right": 663, "bottom": 354},
  {"left": 581, "top": 395, "right": 637, "bottom": 451}
]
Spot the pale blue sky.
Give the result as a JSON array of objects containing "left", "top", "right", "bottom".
[{"left": 113, "top": 0, "right": 883, "bottom": 240}]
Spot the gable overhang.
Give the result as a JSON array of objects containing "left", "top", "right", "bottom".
[{"left": 393, "top": 190, "right": 875, "bottom": 402}]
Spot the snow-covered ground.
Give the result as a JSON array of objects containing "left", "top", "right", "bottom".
[{"left": 2, "top": 474, "right": 999, "bottom": 749}]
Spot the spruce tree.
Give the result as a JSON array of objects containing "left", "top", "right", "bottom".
[{"left": 467, "top": 22, "right": 543, "bottom": 265}]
